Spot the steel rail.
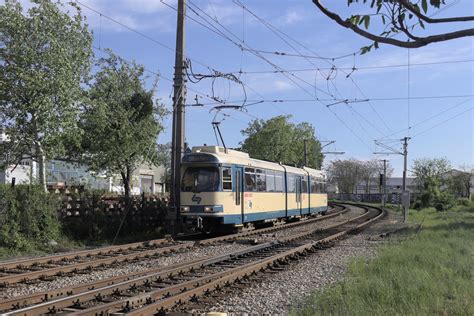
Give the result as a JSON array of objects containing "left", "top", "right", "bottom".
[
  {"left": 0, "top": 238, "right": 171, "bottom": 271},
  {"left": 129, "top": 205, "right": 384, "bottom": 315},
  {"left": 0, "top": 205, "right": 346, "bottom": 309},
  {"left": 1, "top": 204, "right": 381, "bottom": 315},
  {"left": 0, "top": 204, "right": 345, "bottom": 286}
]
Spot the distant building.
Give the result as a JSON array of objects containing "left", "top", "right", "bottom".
[
  {"left": 355, "top": 177, "right": 418, "bottom": 194},
  {"left": 0, "top": 128, "right": 37, "bottom": 185},
  {"left": 48, "top": 161, "right": 167, "bottom": 195},
  {"left": 109, "top": 163, "right": 167, "bottom": 195},
  {"left": 440, "top": 168, "right": 473, "bottom": 198}
]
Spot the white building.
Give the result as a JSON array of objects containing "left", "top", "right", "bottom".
[
  {"left": 0, "top": 129, "right": 37, "bottom": 185},
  {"left": 1, "top": 129, "right": 167, "bottom": 194}
]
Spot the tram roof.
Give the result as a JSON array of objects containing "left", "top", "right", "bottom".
[{"left": 189, "top": 146, "right": 325, "bottom": 178}]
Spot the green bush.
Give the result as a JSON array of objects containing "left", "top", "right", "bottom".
[
  {"left": 413, "top": 201, "right": 422, "bottom": 210},
  {"left": 456, "top": 198, "right": 470, "bottom": 206},
  {"left": 434, "top": 192, "right": 455, "bottom": 212},
  {"left": 420, "top": 192, "right": 434, "bottom": 208},
  {"left": 0, "top": 185, "right": 61, "bottom": 250}
]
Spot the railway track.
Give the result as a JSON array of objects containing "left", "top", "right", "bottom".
[
  {"left": 0, "top": 204, "right": 347, "bottom": 287},
  {"left": 0, "top": 203, "right": 384, "bottom": 315}
]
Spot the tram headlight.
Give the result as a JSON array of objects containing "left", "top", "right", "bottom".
[
  {"left": 204, "top": 206, "right": 214, "bottom": 212},
  {"left": 180, "top": 206, "right": 190, "bottom": 212}
]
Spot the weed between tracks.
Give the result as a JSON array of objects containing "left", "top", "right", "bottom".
[{"left": 292, "top": 207, "right": 474, "bottom": 316}]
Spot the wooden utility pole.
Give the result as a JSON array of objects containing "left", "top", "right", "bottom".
[{"left": 170, "top": 0, "right": 187, "bottom": 229}]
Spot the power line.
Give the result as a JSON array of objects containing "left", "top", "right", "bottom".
[
  {"left": 181, "top": 0, "right": 375, "bottom": 150},
  {"left": 92, "top": 45, "right": 255, "bottom": 126},
  {"left": 224, "top": 59, "right": 474, "bottom": 74},
  {"left": 227, "top": 59, "right": 474, "bottom": 74},
  {"left": 231, "top": 0, "right": 392, "bottom": 137},
  {"left": 381, "top": 98, "right": 473, "bottom": 139},
  {"left": 411, "top": 106, "right": 473, "bottom": 138},
  {"left": 196, "top": 94, "right": 474, "bottom": 105}
]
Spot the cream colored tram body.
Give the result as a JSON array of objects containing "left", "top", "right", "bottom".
[{"left": 180, "top": 146, "right": 328, "bottom": 231}]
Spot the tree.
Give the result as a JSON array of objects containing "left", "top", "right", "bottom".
[
  {"left": 239, "top": 115, "right": 323, "bottom": 169},
  {"left": 80, "top": 52, "right": 167, "bottom": 199},
  {"left": 156, "top": 142, "right": 171, "bottom": 192},
  {"left": 359, "top": 159, "right": 393, "bottom": 193},
  {"left": 0, "top": 0, "right": 92, "bottom": 192},
  {"left": 412, "top": 157, "right": 451, "bottom": 207},
  {"left": 326, "top": 159, "right": 363, "bottom": 194},
  {"left": 312, "top": 0, "right": 474, "bottom": 52},
  {"left": 446, "top": 165, "right": 472, "bottom": 198}
]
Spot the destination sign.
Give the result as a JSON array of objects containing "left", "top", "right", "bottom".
[{"left": 182, "top": 154, "right": 218, "bottom": 163}]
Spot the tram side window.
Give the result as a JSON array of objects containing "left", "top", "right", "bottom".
[
  {"left": 266, "top": 170, "right": 276, "bottom": 192},
  {"left": 275, "top": 171, "right": 284, "bottom": 192},
  {"left": 287, "top": 174, "right": 296, "bottom": 193},
  {"left": 318, "top": 182, "right": 323, "bottom": 193},
  {"left": 302, "top": 178, "right": 308, "bottom": 193},
  {"left": 310, "top": 178, "right": 318, "bottom": 193},
  {"left": 256, "top": 169, "right": 266, "bottom": 192},
  {"left": 244, "top": 167, "right": 256, "bottom": 191},
  {"left": 222, "top": 167, "right": 232, "bottom": 191}
]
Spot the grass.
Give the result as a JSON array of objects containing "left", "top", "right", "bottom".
[{"left": 292, "top": 204, "right": 474, "bottom": 316}]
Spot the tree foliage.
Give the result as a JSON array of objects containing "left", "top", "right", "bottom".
[
  {"left": 412, "top": 157, "right": 452, "bottom": 208},
  {"left": 0, "top": 185, "right": 61, "bottom": 250},
  {"left": 0, "top": 0, "right": 92, "bottom": 190},
  {"left": 445, "top": 165, "right": 472, "bottom": 198},
  {"left": 313, "top": 0, "right": 474, "bottom": 52},
  {"left": 326, "top": 158, "right": 393, "bottom": 194},
  {"left": 239, "top": 115, "right": 323, "bottom": 169},
  {"left": 79, "top": 52, "right": 167, "bottom": 198},
  {"left": 156, "top": 142, "right": 171, "bottom": 191}
]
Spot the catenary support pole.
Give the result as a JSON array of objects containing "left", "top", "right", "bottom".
[
  {"left": 170, "top": 0, "right": 187, "bottom": 232},
  {"left": 384, "top": 159, "right": 387, "bottom": 207},
  {"left": 402, "top": 137, "right": 410, "bottom": 222}
]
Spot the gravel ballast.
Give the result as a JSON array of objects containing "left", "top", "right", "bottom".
[{"left": 188, "top": 210, "right": 406, "bottom": 315}]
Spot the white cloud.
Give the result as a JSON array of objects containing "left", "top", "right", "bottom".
[
  {"left": 203, "top": 0, "right": 243, "bottom": 26},
  {"left": 282, "top": 11, "right": 303, "bottom": 25},
  {"left": 274, "top": 80, "right": 293, "bottom": 91},
  {"left": 121, "top": 0, "right": 170, "bottom": 14}
]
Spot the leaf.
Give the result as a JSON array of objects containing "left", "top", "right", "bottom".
[
  {"left": 381, "top": 15, "right": 386, "bottom": 24},
  {"left": 430, "top": 0, "right": 442, "bottom": 8},
  {"left": 364, "top": 15, "right": 370, "bottom": 29},
  {"left": 374, "top": 41, "right": 379, "bottom": 49},
  {"left": 419, "top": 19, "right": 425, "bottom": 29},
  {"left": 422, "top": 0, "right": 428, "bottom": 13},
  {"left": 413, "top": 4, "right": 421, "bottom": 13}
]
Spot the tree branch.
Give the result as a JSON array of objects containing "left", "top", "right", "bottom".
[
  {"left": 399, "top": 0, "right": 474, "bottom": 23},
  {"left": 313, "top": 0, "right": 474, "bottom": 48}
]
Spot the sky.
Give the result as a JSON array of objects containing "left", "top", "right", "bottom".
[{"left": 6, "top": 0, "right": 474, "bottom": 176}]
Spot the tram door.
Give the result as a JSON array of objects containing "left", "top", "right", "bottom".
[
  {"left": 296, "top": 176, "right": 302, "bottom": 216},
  {"left": 234, "top": 167, "right": 244, "bottom": 224}
]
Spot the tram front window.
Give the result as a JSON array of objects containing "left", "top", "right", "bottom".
[{"left": 181, "top": 167, "right": 220, "bottom": 192}]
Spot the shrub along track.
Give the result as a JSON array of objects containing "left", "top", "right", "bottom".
[
  {"left": 0, "top": 204, "right": 347, "bottom": 288},
  {"left": 0, "top": 203, "right": 384, "bottom": 315}
]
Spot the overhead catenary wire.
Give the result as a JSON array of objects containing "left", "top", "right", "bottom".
[
  {"left": 380, "top": 97, "right": 473, "bottom": 139},
  {"left": 92, "top": 45, "right": 255, "bottom": 127},
  {"left": 224, "top": 59, "right": 474, "bottom": 74},
  {"left": 411, "top": 105, "right": 473, "bottom": 138},
  {"left": 176, "top": 0, "right": 375, "bottom": 150},
  {"left": 231, "top": 0, "right": 393, "bottom": 139}
]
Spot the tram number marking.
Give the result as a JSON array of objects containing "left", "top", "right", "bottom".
[{"left": 191, "top": 194, "right": 202, "bottom": 204}]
